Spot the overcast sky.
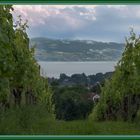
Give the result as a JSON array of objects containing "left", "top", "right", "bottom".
[{"left": 13, "top": 5, "right": 140, "bottom": 43}]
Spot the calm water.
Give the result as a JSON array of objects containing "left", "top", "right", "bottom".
[{"left": 38, "top": 61, "right": 117, "bottom": 78}]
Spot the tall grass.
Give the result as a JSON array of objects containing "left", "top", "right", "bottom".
[
  {"left": 0, "top": 105, "right": 54, "bottom": 134},
  {"left": 0, "top": 105, "right": 140, "bottom": 135}
]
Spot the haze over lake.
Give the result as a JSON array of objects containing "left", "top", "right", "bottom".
[{"left": 38, "top": 61, "right": 117, "bottom": 78}]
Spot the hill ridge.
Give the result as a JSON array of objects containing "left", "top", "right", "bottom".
[{"left": 30, "top": 37, "right": 124, "bottom": 61}]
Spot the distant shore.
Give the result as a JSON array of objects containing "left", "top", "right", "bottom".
[{"left": 38, "top": 61, "right": 117, "bottom": 78}]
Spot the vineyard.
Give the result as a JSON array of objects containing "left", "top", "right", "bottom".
[
  {"left": 0, "top": 5, "right": 140, "bottom": 134},
  {"left": 0, "top": 5, "right": 53, "bottom": 110}
]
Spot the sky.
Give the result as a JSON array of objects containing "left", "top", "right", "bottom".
[{"left": 13, "top": 5, "right": 140, "bottom": 43}]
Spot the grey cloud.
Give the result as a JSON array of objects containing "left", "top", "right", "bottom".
[{"left": 14, "top": 5, "right": 140, "bottom": 42}]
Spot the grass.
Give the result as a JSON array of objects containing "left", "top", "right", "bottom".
[
  {"left": 32, "top": 120, "right": 140, "bottom": 135},
  {"left": 0, "top": 106, "right": 140, "bottom": 135}
]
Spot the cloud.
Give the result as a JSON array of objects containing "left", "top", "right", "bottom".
[{"left": 13, "top": 5, "right": 140, "bottom": 42}]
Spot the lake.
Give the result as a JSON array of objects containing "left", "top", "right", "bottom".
[{"left": 38, "top": 61, "right": 117, "bottom": 78}]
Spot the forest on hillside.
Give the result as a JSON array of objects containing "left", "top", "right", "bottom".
[
  {"left": 31, "top": 38, "right": 124, "bottom": 61},
  {"left": 0, "top": 5, "right": 140, "bottom": 134}
]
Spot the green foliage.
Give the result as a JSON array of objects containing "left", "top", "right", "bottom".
[
  {"left": 0, "top": 105, "right": 53, "bottom": 134},
  {"left": 0, "top": 5, "right": 15, "bottom": 77},
  {"left": 0, "top": 5, "right": 53, "bottom": 112},
  {"left": 53, "top": 85, "right": 93, "bottom": 121},
  {"left": 93, "top": 30, "right": 140, "bottom": 121},
  {"left": 0, "top": 107, "right": 140, "bottom": 135},
  {"left": 0, "top": 5, "right": 15, "bottom": 104}
]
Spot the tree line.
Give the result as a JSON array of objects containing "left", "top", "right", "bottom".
[{"left": 48, "top": 72, "right": 113, "bottom": 88}]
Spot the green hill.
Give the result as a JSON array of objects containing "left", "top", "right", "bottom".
[{"left": 30, "top": 38, "right": 124, "bottom": 61}]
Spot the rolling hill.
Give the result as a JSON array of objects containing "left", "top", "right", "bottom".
[{"left": 30, "top": 38, "right": 124, "bottom": 61}]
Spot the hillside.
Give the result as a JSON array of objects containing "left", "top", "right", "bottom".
[{"left": 30, "top": 38, "right": 124, "bottom": 61}]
